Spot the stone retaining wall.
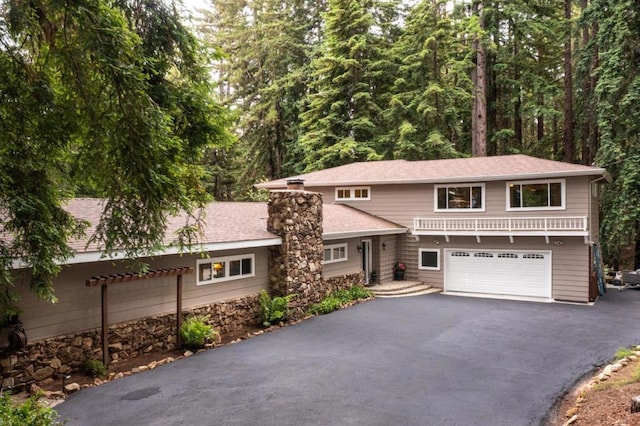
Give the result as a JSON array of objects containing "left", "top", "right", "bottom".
[{"left": 0, "top": 294, "right": 260, "bottom": 390}]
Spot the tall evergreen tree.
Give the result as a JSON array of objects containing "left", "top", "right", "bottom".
[
  {"left": 384, "top": 0, "right": 470, "bottom": 160},
  {"left": 299, "top": 0, "right": 387, "bottom": 171},
  {"left": 583, "top": 0, "right": 640, "bottom": 262}
]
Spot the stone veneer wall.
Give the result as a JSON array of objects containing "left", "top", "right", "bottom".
[
  {"left": 267, "top": 190, "right": 325, "bottom": 318},
  {"left": 0, "top": 295, "right": 260, "bottom": 390}
]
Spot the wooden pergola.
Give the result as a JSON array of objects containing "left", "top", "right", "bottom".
[{"left": 86, "top": 267, "right": 194, "bottom": 366}]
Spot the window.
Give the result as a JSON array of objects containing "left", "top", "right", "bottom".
[
  {"left": 323, "top": 243, "right": 348, "bottom": 264},
  {"left": 435, "top": 184, "right": 485, "bottom": 211},
  {"left": 197, "top": 254, "right": 255, "bottom": 285},
  {"left": 336, "top": 187, "right": 371, "bottom": 201},
  {"left": 507, "top": 180, "right": 565, "bottom": 210},
  {"left": 419, "top": 249, "right": 440, "bottom": 270}
]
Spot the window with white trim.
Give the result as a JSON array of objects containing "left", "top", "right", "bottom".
[
  {"left": 419, "top": 249, "right": 440, "bottom": 270},
  {"left": 197, "top": 254, "right": 255, "bottom": 285},
  {"left": 507, "top": 179, "right": 565, "bottom": 210},
  {"left": 435, "top": 184, "right": 485, "bottom": 211},
  {"left": 323, "top": 243, "right": 348, "bottom": 264},
  {"left": 335, "top": 187, "right": 370, "bottom": 201}
]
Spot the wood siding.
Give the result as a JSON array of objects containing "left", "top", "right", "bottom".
[
  {"left": 15, "top": 248, "right": 270, "bottom": 342},
  {"left": 412, "top": 236, "right": 590, "bottom": 302},
  {"left": 309, "top": 176, "right": 593, "bottom": 230},
  {"left": 323, "top": 238, "right": 364, "bottom": 279}
]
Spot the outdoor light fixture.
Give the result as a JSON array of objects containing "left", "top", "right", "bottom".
[
  {"left": 357, "top": 245, "right": 362, "bottom": 253},
  {"left": 381, "top": 242, "right": 387, "bottom": 250}
]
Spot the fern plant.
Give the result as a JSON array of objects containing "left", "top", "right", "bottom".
[
  {"left": 259, "top": 290, "right": 294, "bottom": 327},
  {"left": 180, "top": 315, "right": 217, "bottom": 350}
]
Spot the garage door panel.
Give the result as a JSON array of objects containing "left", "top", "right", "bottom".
[{"left": 445, "top": 249, "right": 551, "bottom": 298}]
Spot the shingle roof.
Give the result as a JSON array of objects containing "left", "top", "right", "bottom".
[
  {"left": 256, "top": 154, "right": 607, "bottom": 188},
  {"left": 59, "top": 198, "right": 404, "bottom": 255}
]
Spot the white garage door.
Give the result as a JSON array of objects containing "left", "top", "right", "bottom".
[{"left": 444, "top": 249, "right": 552, "bottom": 298}]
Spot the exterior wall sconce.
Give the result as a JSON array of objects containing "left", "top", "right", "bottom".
[
  {"left": 381, "top": 242, "right": 387, "bottom": 250},
  {"left": 357, "top": 245, "right": 362, "bottom": 253},
  {"left": 553, "top": 240, "right": 564, "bottom": 246}
]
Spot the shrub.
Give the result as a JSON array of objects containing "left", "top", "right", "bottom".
[
  {"left": 259, "top": 290, "right": 294, "bottom": 327},
  {"left": 0, "top": 392, "right": 60, "bottom": 425},
  {"left": 84, "top": 358, "right": 108, "bottom": 378},
  {"left": 181, "top": 315, "right": 217, "bottom": 350},
  {"left": 348, "top": 285, "right": 372, "bottom": 300},
  {"left": 615, "top": 346, "right": 636, "bottom": 360},
  {"left": 308, "top": 286, "right": 372, "bottom": 316}
]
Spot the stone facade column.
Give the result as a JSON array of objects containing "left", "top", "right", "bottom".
[{"left": 267, "top": 189, "right": 324, "bottom": 316}]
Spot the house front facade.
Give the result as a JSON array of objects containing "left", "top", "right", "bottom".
[{"left": 258, "top": 155, "right": 608, "bottom": 304}]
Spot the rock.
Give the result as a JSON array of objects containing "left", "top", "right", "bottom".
[
  {"left": 563, "top": 414, "right": 578, "bottom": 426},
  {"left": 183, "top": 350, "right": 194, "bottom": 357},
  {"left": 148, "top": 361, "right": 157, "bottom": 370},
  {"left": 598, "top": 373, "right": 609, "bottom": 382},
  {"left": 50, "top": 357, "right": 62, "bottom": 369},
  {"left": 131, "top": 366, "right": 149, "bottom": 374},
  {"left": 44, "top": 391, "right": 65, "bottom": 399},
  {"left": 611, "top": 363, "right": 623, "bottom": 372},
  {"left": 32, "top": 366, "right": 55, "bottom": 381},
  {"left": 565, "top": 406, "right": 578, "bottom": 418},
  {"left": 630, "top": 355, "right": 638, "bottom": 361},
  {"left": 0, "top": 355, "right": 17, "bottom": 369},
  {"left": 602, "top": 365, "right": 613, "bottom": 376},
  {"left": 82, "top": 337, "right": 93, "bottom": 350},
  {"left": 64, "top": 383, "right": 81, "bottom": 394},
  {"left": 632, "top": 395, "right": 640, "bottom": 413},
  {"left": 114, "top": 372, "right": 124, "bottom": 379},
  {"left": 108, "top": 342, "right": 123, "bottom": 351},
  {"left": 29, "top": 383, "right": 43, "bottom": 395},
  {"left": 143, "top": 345, "right": 154, "bottom": 353}
]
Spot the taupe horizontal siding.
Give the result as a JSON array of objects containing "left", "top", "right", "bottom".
[
  {"left": 409, "top": 236, "right": 590, "bottom": 302},
  {"left": 323, "top": 238, "right": 363, "bottom": 279},
  {"left": 309, "top": 176, "right": 593, "bottom": 228},
  {"left": 16, "top": 248, "right": 270, "bottom": 342}
]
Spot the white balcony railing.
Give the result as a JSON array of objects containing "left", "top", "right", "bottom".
[{"left": 413, "top": 216, "right": 588, "bottom": 235}]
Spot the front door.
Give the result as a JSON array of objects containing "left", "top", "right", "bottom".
[{"left": 361, "top": 240, "right": 372, "bottom": 284}]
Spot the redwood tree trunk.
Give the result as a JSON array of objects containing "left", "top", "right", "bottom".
[
  {"left": 472, "top": 0, "right": 487, "bottom": 157},
  {"left": 563, "top": 0, "right": 575, "bottom": 163}
]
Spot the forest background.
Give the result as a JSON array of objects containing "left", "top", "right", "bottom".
[{"left": 195, "top": 0, "right": 640, "bottom": 269}]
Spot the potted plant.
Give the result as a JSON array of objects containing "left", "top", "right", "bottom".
[{"left": 393, "top": 262, "right": 406, "bottom": 281}]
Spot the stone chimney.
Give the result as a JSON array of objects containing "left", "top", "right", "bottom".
[
  {"left": 267, "top": 187, "right": 324, "bottom": 318},
  {"left": 286, "top": 178, "right": 305, "bottom": 191}
]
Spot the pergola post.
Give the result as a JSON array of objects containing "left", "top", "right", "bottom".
[
  {"left": 101, "top": 284, "right": 108, "bottom": 366},
  {"left": 176, "top": 274, "right": 183, "bottom": 349}
]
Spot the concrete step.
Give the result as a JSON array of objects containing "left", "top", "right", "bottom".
[
  {"left": 370, "top": 281, "right": 442, "bottom": 298},
  {"left": 376, "top": 288, "right": 443, "bottom": 298}
]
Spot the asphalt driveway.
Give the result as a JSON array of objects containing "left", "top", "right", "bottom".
[{"left": 56, "top": 290, "right": 640, "bottom": 425}]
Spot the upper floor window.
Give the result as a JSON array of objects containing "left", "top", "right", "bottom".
[
  {"left": 323, "top": 243, "right": 348, "bottom": 264},
  {"left": 435, "top": 184, "right": 485, "bottom": 211},
  {"left": 197, "top": 254, "right": 255, "bottom": 285},
  {"left": 336, "top": 187, "right": 370, "bottom": 201},
  {"left": 507, "top": 179, "right": 565, "bottom": 211}
]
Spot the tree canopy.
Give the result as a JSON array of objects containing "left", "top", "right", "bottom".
[{"left": 0, "top": 0, "right": 231, "bottom": 315}]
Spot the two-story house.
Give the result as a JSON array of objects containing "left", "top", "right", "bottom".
[{"left": 258, "top": 155, "right": 608, "bottom": 304}]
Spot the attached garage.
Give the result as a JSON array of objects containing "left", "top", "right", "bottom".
[{"left": 444, "top": 249, "right": 552, "bottom": 299}]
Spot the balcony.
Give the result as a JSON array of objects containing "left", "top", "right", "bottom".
[{"left": 413, "top": 216, "right": 589, "bottom": 241}]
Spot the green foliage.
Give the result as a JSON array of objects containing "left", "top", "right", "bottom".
[
  {"left": 180, "top": 315, "right": 217, "bottom": 349},
  {"left": 0, "top": 0, "right": 232, "bottom": 317},
  {"left": 0, "top": 392, "right": 60, "bottom": 426},
  {"left": 83, "top": 359, "right": 108, "bottom": 378},
  {"left": 615, "top": 347, "right": 636, "bottom": 360},
  {"left": 308, "top": 286, "right": 372, "bottom": 316},
  {"left": 258, "top": 290, "right": 294, "bottom": 327}
]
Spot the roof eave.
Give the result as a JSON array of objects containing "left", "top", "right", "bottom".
[
  {"left": 257, "top": 169, "right": 607, "bottom": 188},
  {"left": 322, "top": 228, "right": 408, "bottom": 241},
  {"left": 11, "top": 237, "right": 283, "bottom": 268}
]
